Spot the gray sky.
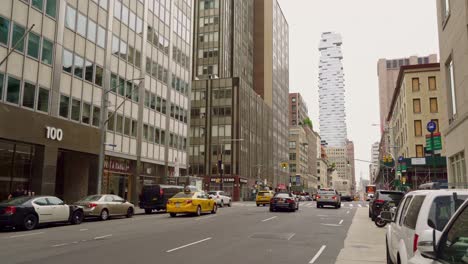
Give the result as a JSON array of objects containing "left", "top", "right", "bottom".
[{"left": 277, "top": 0, "right": 439, "bottom": 181}]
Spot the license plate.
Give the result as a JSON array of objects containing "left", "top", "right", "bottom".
[
  {"left": 176, "top": 203, "right": 180, "bottom": 208},
  {"left": 389, "top": 202, "right": 395, "bottom": 207}
]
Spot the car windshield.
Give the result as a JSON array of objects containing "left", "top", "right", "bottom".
[
  {"left": 0, "top": 196, "right": 32, "bottom": 205},
  {"left": 78, "top": 195, "right": 102, "bottom": 202},
  {"left": 173, "top": 192, "right": 194, "bottom": 198},
  {"left": 208, "top": 192, "right": 217, "bottom": 195},
  {"left": 258, "top": 192, "right": 270, "bottom": 196},
  {"left": 378, "top": 192, "right": 404, "bottom": 201},
  {"left": 275, "top": 193, "right": 291, "bottom": 198},
  {"left": 318, "top": 190, "right": 335, "bottom": 195}
]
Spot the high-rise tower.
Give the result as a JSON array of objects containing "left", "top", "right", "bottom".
[{"left": 318, "top": 32, "right": 347, "bottom": 147}]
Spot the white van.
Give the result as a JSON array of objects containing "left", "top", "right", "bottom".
[{"left": 385, "top": 189, "right": 468, "bottom": 264}]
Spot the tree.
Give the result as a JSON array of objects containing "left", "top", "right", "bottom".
[{"left": 302, "top": 117, "right": 313, "bottom": 129}]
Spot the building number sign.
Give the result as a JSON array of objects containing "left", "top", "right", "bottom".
[{"left": 45, "top": 126, "right": 63, "bottom": 141}]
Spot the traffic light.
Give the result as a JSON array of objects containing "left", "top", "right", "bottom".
[{"left": 280, "top": 162, "right": 288, "bottom": 169}]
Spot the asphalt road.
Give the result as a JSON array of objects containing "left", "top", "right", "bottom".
[{"left": 0, "top": 201, "right": 370, "bottom": 264}]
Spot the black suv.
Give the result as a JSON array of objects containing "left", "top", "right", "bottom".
[
  {"left": 369, "top": 190, "right": 404, "bottom": 221},
  {"left": 139, "top": 185, "right": 184, "bottom": 214}
]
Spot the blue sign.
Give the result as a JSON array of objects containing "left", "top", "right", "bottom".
[
  {"left": 295, "top": 176, "right": 301, "bottom": 185},
  {"left": 427, "top": 121, "right": 437, "bottom": 133},
  {"left": 398, "top": 156, "right": 404, "bottom": 163}
]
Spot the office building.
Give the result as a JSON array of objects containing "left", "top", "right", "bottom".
[
  {"left": 318, "top": 32, "right": 347, "bottom": 147},
  {"left": 436, "top": 0, "right": 468, "bottom": 189},
  {"left": 288, "top": 93, "right": 308, "bottom": 127}
]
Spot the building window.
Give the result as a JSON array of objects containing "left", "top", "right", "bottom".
[
  {"left": 289, "top": 153, "right": 296, "bottom": 160},
  {"left": 107, "top": 113, "right": 115, "bottom": 131},
  {"left": 116, "top": 114, "right": 123, "bottom": 133},
  {"left": 446, "top": 59, "right": 457, "bottom": 117},
  {"left": 414, "top": 120, "right": 422, "bottom": 137},
  {"left": 71, "top": 98, "right": 81, "bottom": 121},
  {"left": 22, "top": 82, "right": 35, "bottom": 109},
  {"left": 412, "top": 78, "right": 420, "bottom": 92},
  {"left": 131, "top": 120, "right": 137, "bottom": 137},
  {"left": 430, "top": 98, "right": 438, "bottom": 113},
  {"left": 74, "top": 54, "right": 84, "bottom": 78},
  {"left": 45, "top": 0, "right": 57, "bottom": 18},
  {"left": 6, "top": 76, "right": 20, "bottom": 104},
  {"left": 413, "top": 99, "right": 421, "bottom": 113},
  {"left": 77, "top": 13, "right": 87, "bottom": 37},
  {"left": 37, "top": 87, "right": 49, "bottom": 113},
  {"left": 41, "top": 39, "right": 53, "bottom": 65},
  {"left": 32, "top": 0, "right": 43, "bottom": 11},
  {"left": 0, "top": 16, "right": 9, "bottom": 45},
  {"left": 289, "top": 141, "right": 296, "bottom": 149},
  {"left": 124, "top": 117, "right": 131, "bottom": 136},
  {"left": 97, "top": 26, "right": 105, "bottom": 48},
  {"left": 12, "top": 23, "right": 25, "bottom": 52},
  {"left": 27, "top": 32, "right": 40, "bottom": 59},
  {"left": 59, "top": 95, "right": 69, "bottom": 118},
  {"left": 0, "top": 73, "right": 4, "bottom": 101},
  {"left": 82, "top": 103, "right": 91, "bottom": 124},
  {"left": 65, "top": 5, "right": 76, "bottom": 31},
  {"left": 428, "top": 76, "right": 436, "bottom": 90},
  {"left": 450, "top": 152, "right": 466, "bottom": 188},
  {"left": 95, "top": 66, "right": 103, "bottom": 86},
  {"left": 87, "top": 20, "right": 96, "bottom": 43},
  {"left": 62, "top": 49, "right": 73, "bottom": 73},
  {"left": 92, "top": 106, "right": 100, "bottom": 127},
  {"left": 85, "top": 60, "right": 94, "bottom": 82}
]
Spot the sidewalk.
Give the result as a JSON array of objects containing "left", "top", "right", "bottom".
[{"left": 335, "top": 208, "right": 387, "bottom": 264}]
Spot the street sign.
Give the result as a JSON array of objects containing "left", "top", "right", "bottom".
[
  {"left": 427, "top": 121, "right": 437, "bottom": 133},
  {"left": 295, "top": 176, "right": 300, "bottom": 185},
  {"left": 398, "top": 156, "right": 404, "bottom": 163},
  {"left": 426, "top": 134, "right": 442, "bottom": 151}
]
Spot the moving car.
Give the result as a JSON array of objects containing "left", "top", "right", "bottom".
[
  {"left": 139, "top": 184, "right": 184, "bottom": 214},
  {"left": 269, "top": 192, "right": 299, "bottom": 212},
  {"left": 0, "top": 196, "right": 84, "bottom": 230},
  {"left": 166, "top": 191, "right": 217, "bottom": 217},
  {"left": 367, "top": 193, "right": 374, "bottom": 201},
  {"left": 207, "top": 191, "right": 232, "bottom": 207},
  {"left": 407, "top": 199, "right": 468, "bottom": 264},
  {"left": 369, "top": 190, "right": 405, "bottom": 221},
  {"left": 75, "top": 194, "right": 135, "bottom": 220},
  {"left": 383, "top": 189, "right": 468, "bottom": 264},
  {"left": 256, "top": 190, "right": 274, "bottom": 206},
  {"left": 316, "top": 188, "right": 341, "bottom": 209}
]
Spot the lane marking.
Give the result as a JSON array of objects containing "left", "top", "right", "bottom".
[
  {"left": 8, "top": 232, "right": 44, "bottom": 239},
  {"left": 358, "top": 204, "right": 362, "bottom": 207},
  {"left": 166, "top": 237, "right": 212, "bottom": 253},
  {"left": 51, "top": 243, "right": 68, "bottom": 247},
  {"left": 94, "top": 234, "right": 112, "bottom": 240},
  {"left": 321, "top": 223, "right": 341, "bottom": 227},
  {"left": 79, "top": 229, "right": 88, "bottom": 231},
  {"left": 195, "top": 215, "right": 217, "bottom": 221},
  {"left": 309, "top": 245, "right": 326, "bottom": 263},
  {"left": 349, "top": 204, "right": 354, "bottom": 207},
  {"left": 261, "top": 216, "right": 277, "bottom": 222},
  {"left": 339, "top": 219, "right": 343, "bottom": 225},
  {"left": 288, "top": 233, "right": 296, "bottom": 240},
  {"left": 346, "top": 211, "right": 350, "bottom": 214}
]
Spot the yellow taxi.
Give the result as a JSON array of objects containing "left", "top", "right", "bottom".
[
  {"left": 166, "top": 190, "right": 217, "bottom": 217},
  {"left": 256, "top": 190, "right": 274, "bottom": 206}
]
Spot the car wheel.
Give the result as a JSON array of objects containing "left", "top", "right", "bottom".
[
  {"left": 23, "top": 214, "right": 38, "bottom": 230},
  {"left": 386, "top": 238, "right": 394, "bottom": 264},
  {"left": 220, "top": 201, "right": 224, "bottom": 207},
  {"left": 317, "top": 203, "right": 321, "bottom": 208},
  {"left": 126, "top": 207, "right": 134, "bottom": 218},
  {"left": 145, "top": 209, "right": 152, "bottom": 214},
  {"left": 369, "top": 210, "right": 371, "bottom": 218},
  {"left": 269, "top": 207, "right": 274, "bottom": 212},
  {"left": 196, "top": 206, "right": 201, "bottom": 216},
  {"left": 100, "top": 209, "right": 109, "bottom": 221},
  {"left": 227, "top": 200, "right": 232, "bottom": 207},
  {"left": 170, "top": 213, "right": 177, "bottom": 217},
  {"left": 211, "top": 204, "right": 217, "bottom": 214},
  {"left": 71, "top": 210, "right": 84, "bottom": 225},
  {"left": 256, "top": 204, "right": 260, "bottom": 207}
]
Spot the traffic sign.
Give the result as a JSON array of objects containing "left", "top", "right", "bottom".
[
  {"left": 426, "top": 134, "right": 442, "bottom": 151},
  {"left": 398, "top": 156, "right": 404, "bottom": 163},
  {"left": 427, "top": 121, "right": 437, "bottom": 133}
]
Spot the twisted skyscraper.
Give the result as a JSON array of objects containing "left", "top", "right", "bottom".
[{"left": 318, "top": 32, "right": 347, "bottom": 147}]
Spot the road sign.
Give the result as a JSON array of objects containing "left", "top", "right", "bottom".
[
  {"left": 427, "top": 121, "right": 437, "bottom": 133},
  {"left": 295, "top": 176, "right": 300, "bottom": 185},
  {"left": 398, "top": 156, "right": 404, "bottom": 163},
  {"left": 426, "top": 134, "right": 442, "bottom": 151}
]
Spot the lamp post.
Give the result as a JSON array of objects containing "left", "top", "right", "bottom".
[
  {"left": 96, "top": 77, "right": 144, "bottom": 194},
  {"left": 218, "top": 138, "right": 244, "bottom": 191}
]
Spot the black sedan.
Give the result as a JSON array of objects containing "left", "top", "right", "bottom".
[
  {"left": 0, "top": 196, "right": 84, "bottom": 230},
  {"left": 269, "top": 193, "right": 299, "bottom": 212}
]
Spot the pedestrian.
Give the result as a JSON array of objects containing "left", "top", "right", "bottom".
[{"left": 8, "top": 185, "right": 25, "bottom": 200}]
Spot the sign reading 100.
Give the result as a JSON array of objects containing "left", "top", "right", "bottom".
[{"left": 45, "top": 126, "right": 63, "bottom": 141}]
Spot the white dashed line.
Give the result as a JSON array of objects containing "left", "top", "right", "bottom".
[
  {"left": 79, "top": 229, "right": 88, "bottom": 231},
  {"left": 339, "top": 219, "right": 344, "bottom": 225},
  {"left": 309, "top": 245, "right": 326, "bottom": 263},
  {"left": 94, "top": 234, "right": 112, "bottom": 240},
  {"left": 261, "top": 216, "right": 278, "bottom": 222},
  {"left": 288, "top": 233, "right": 296, "bottom": 240},
  {"left": 8, "top": 232, "right": 44, "bottom": 239},
  {"left": 195, "top": 215, "right": 217, "bottom": 221},
  {"left": 166, "top": 237, "right": 212, "bottom": 253},
  {"left": 346, "top": 211, "right": 350, "bottom": 214},
  {"left": 51, "top": 243, "right": 68, "bottom": 248}
]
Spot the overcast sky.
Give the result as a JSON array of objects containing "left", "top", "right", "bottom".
[{"left": 277, "top": 0, "right": 440, "bottom": 182}]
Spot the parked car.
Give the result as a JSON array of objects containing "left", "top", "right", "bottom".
[
  {"left": 256, "top": 190, "right": 274, "bottom": 206},
  {"left": 0, "top": 196, "right": 84, "bottom": 230},
  {"left": 407, "top": 198, "right": 468, "bottom": 264},
  {"left": 383, "top": 189, "right": 468, "bottom": 264},
  {"left": 369, "top": 190, "right": 405, "bottom": 221},
  {"left": 269, "top": 192, "right": 299, "bottom": 212},
  {"left": 75, "top": 194, "right": 135, "bottom": 220},
  {"left": 166, "top": 191, "right": 217, "bottom": 217},
  {"left": 207, "top": 191, "right": 232, "bottom": 207},
  {"left": 139, "top": 184, "right": 184, "bottom": 214},
  {"left": 316, "top": 188, "right": 341, "bottom": 209},
  {"left": 366, "top": 193, "right": 374, "bottom": 201}
]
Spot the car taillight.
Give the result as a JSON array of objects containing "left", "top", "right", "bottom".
[
  {"left": 375, "top": 199, "right": 385, "bottom": 204},
  {"left": 3, "top": 206, "right": 16, "bottom": 215},
  {"left": 332, "top": 196, "right": 337, "bottom": 200},
  {"left": 413, "top": 234, "right": 419, "bottom": 252},
  {"left": 270, "top": 198, "right": 274, "bottom": 203},
  {"left": 287, "top": 199, "right": 295, "bottom": 204},
  {"left": 186, "top": 200, "right": 192, "bottom": 204},
  {"left": 160, "top": 189, "right": 164, "bottom": 196},
  {"left": 316, "top": 195, "right": 321, "bottom": 199},
  {"left": 88, "top": 203, "right": 97, "bottom": 208}
]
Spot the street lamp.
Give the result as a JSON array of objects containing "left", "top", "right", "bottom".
[
  {"left": 218, "top": 138, "right": 244, "bottom": 191},
  {"left": 96, "top": 77, "right": 145, "bottom": 194}
]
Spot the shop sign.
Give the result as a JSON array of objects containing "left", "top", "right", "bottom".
[
  {"left": 104, "top": 158, "right": 131, "bottom": 173},
  {"left": 45, "top": 126, "right": 63, "bottom": 141},
  {"left": 412, "top": 158, "right": 426, "bottom": 165},
  {"left": 239, "top": 178, "right": 248, "bottom": 184},
  {"left": 210, "top": 177, "right": 235, "bottom": 183}
]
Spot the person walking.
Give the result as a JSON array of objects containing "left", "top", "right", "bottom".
[{"left": 8, "top": 185, "right": 25, "bottom": 200}]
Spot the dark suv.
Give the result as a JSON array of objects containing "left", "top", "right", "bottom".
[
  {"left": 139, "top": 185, "right": 184, "bottom": 214},
  {"left": 369, "top": 190, "right": 404, "bottom": 220}
]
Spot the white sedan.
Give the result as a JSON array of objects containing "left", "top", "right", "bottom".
[{"left": 207, "top": 191, "right": 232, "bottom": 207}]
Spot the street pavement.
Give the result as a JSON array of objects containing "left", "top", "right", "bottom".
[{"left": 0, "top": 200, "right": 378, "bottom": 264}]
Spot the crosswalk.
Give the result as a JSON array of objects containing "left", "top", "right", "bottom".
[{"left": 233, "top": 202, "right": 369, "bottom": 208}]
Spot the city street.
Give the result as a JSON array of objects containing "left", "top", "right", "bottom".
[{"left": 0, "top": 201, "right": 376, "bottom": 264}]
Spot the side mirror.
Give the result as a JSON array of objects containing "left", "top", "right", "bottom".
[
  {"left": 380, "top": 211, "right": 394, "bottom": 222},
  {"left": 419, "top": 229, "right": 438, "bottom": 260}
]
